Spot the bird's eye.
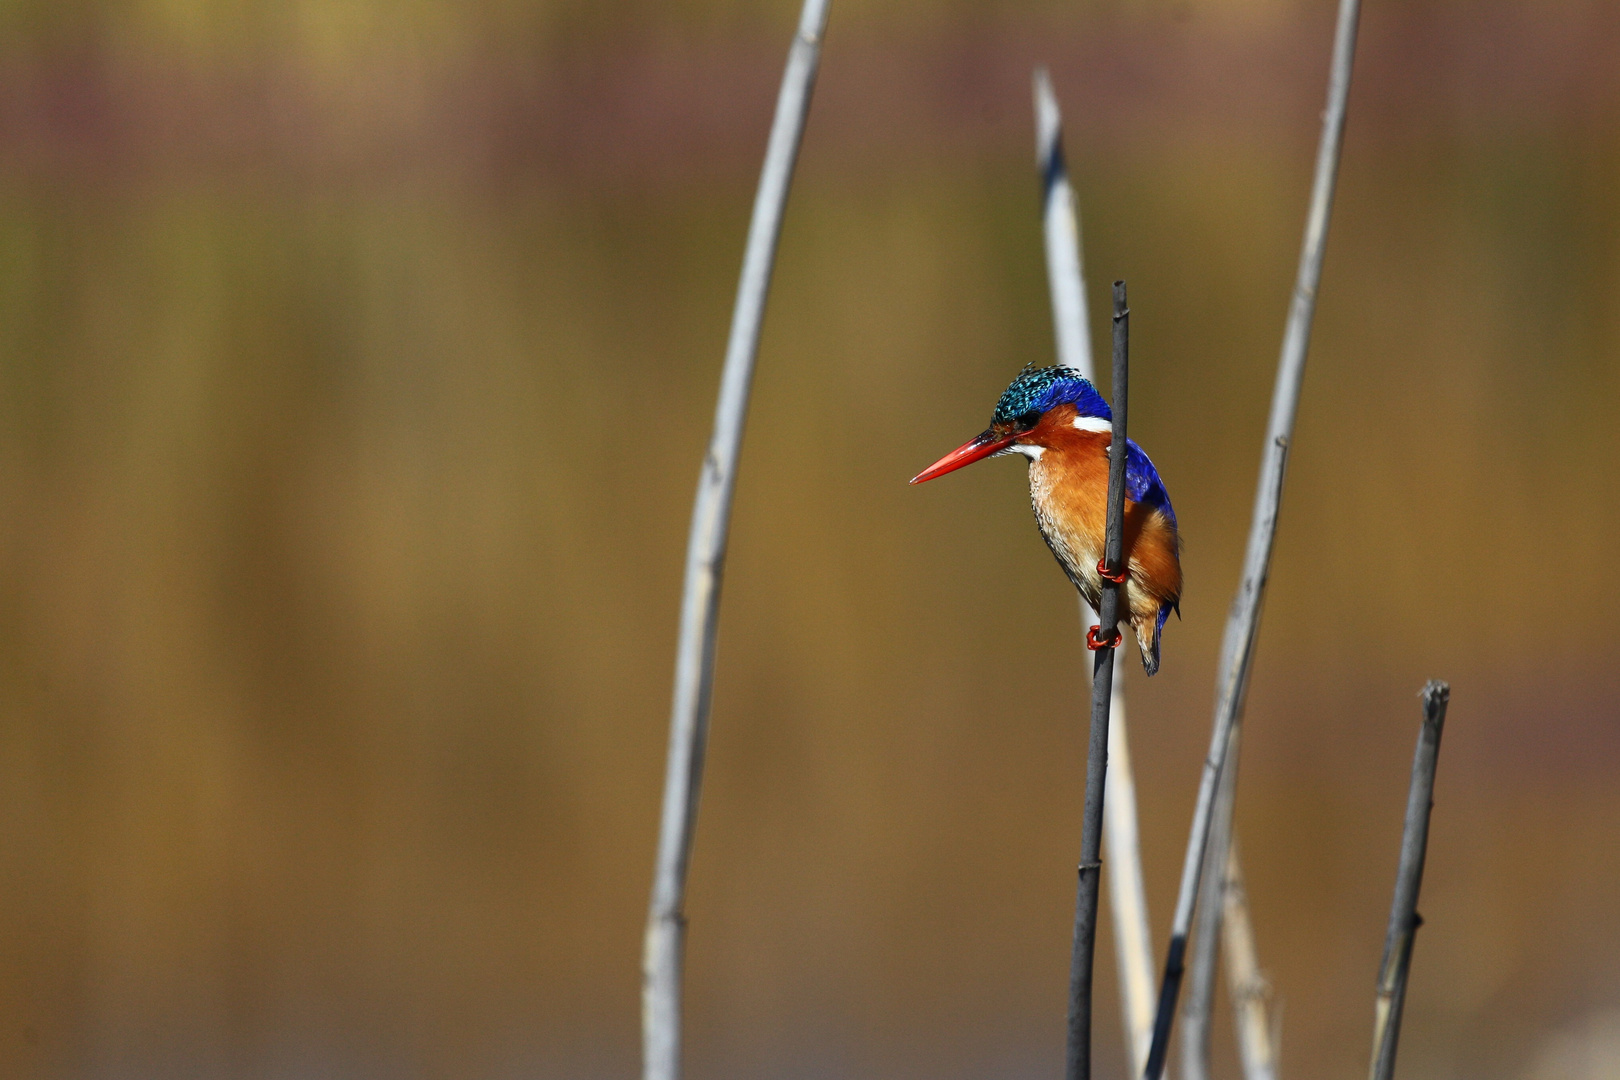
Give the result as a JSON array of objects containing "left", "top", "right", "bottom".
[{"left": 1019, "top": 411, "right": 1041, "bottom": 430}]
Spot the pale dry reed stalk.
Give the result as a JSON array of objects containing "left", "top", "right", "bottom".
[
  {"left": 1222, "top": 840, "right": 1280, "bottom": 1080},
  {"left": 1183, "top": 720, "right": 1276, "bottom": 1080},
  {"left": 1034, "top": 68, "right": 1156, "bottom": 1077},
  {"left": 643, "top": 5, "right": 830, "bottom": 1080},
  {"left": 1181, "top": 722, "right": 1242, "bottom": 1080},
  {"left": 1144, "top": 1, "right": 1364, "bottom": 1076}
]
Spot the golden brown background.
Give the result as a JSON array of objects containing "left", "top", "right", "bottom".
[{"left": 0, "top": 0, "right": 1616, "bottom": 1077}]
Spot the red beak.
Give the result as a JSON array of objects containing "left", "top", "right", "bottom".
[{"left": 909, "top": 431, "right": 1021, "bottom": 484}]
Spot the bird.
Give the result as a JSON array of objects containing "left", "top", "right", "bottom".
[{"left": 910, "top": 365, "right": 1182, "bottom": 675}]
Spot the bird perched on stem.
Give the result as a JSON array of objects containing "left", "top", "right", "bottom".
[{"left": 911, "top": 365, "right": 1182, "bottom": 674}]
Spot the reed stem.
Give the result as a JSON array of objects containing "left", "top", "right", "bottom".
[
  {"left": 1035, "top": 68, "right": 1094, "bottom": 376},
  {"left": 1105, "top": 660, "right": 1158, "bottom": 1076},
  {"left": 1035, "top": 68, "right": 1156, "bottom": 1075},
  {"left": 642, "top": 6, "right": 830, "bottom": 1080},
  {"left": 1369, "top": 682, "right": 1450, "bottom": 1080},
  {"left": 1223, "top": 839, "right": 1280, "bottom": 1080},
  {"left": 1066, "top": 281, "right": 1131, "bottom": 1080},
  {"left": 1180, "top": 721, "right": 1241, "bottom": 1080},
  {"left": 1142, "top": 2, "right": 1362, "bottom": 1075}
]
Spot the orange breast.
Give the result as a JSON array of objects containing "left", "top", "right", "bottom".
[{"left": 1024, "top": 406, "right": 1182, "bottom": 612}]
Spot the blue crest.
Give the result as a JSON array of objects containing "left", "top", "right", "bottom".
[
  {"left": 993, "top": 366, "right": 1176, "bottom": 528},
  {"left": 992, "top": 366, "right": 1112, "bottom": 425}
]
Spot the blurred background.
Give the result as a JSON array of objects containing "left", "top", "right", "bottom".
[{"left": 0, "top": 0, "right": 1615, "bottom": 1077}]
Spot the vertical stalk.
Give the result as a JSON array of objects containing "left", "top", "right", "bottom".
[
  {"left": 642, "top": 5, "right": 831, "bottom": 1080},
  {"left": 1106, "top": 660, "right": 1158, "bottom": 1076},
  {"left": 1369, "top": 682, "right": 1450, "bottom": 1080},
  {"left": 1180, "top": 722, "right": 1241, "bottom": 1080},
  {"left": 1143, "top": 1, "right": 1362, "bottom": 1076},
  {"left": 1222, "top": 840, "right": 1279, "bottom": 1080},
  {"left": 1035, "top": 68, "right": 1093, "bottom": 376},
  {"left": 1066, "top": 281, "right": 1131, "bottom": 1080},
  {"left": 1189, "top": 627, "right": 1279, "bottom": 1080},
  {"left": 1182, "top": 727, "right": 1278, "bottom": 1080},
  {"left": 1035, "top": 68, "right": 1156, "bottom": 1075}
]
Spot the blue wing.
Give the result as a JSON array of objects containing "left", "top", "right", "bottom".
[{"left": 1125, "top": 439, "right": 1176, "bottom": 528}]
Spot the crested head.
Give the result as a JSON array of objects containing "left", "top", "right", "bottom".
[
  {"left": 909, "top": 364, "right": 1118, "bottom": 484},
  {"left": 992, "top": 365, "right": 1111, "bottom": 427}
]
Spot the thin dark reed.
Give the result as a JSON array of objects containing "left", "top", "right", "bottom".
[
  {"left": 1066, "top": 281, "right": 1130, "bottom": 1080},
  {"left": 1143, "top": 1, "right": 1363, "bottom": 1076},
  {"left": 1369, "top": 681, "right": 1451, "bottom": 1080},
  {"left": 642, "top": 4, "right": 830, "bottom": 1080}
]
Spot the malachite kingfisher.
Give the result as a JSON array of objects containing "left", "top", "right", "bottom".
[{"left": 911, "top": 365, "right": 1182, "bottom": 675}]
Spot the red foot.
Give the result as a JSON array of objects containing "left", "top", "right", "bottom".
[
  {"left": 1086, "top": 625, "right": 1123, "bottom": 651},
  {"left": 1096, "top": 558, "right": 1128, "bottom": 584}
]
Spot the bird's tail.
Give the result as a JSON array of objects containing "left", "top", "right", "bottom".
[{"left": 1133, "top": 605, "right": 1172, "bottom": 676}]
